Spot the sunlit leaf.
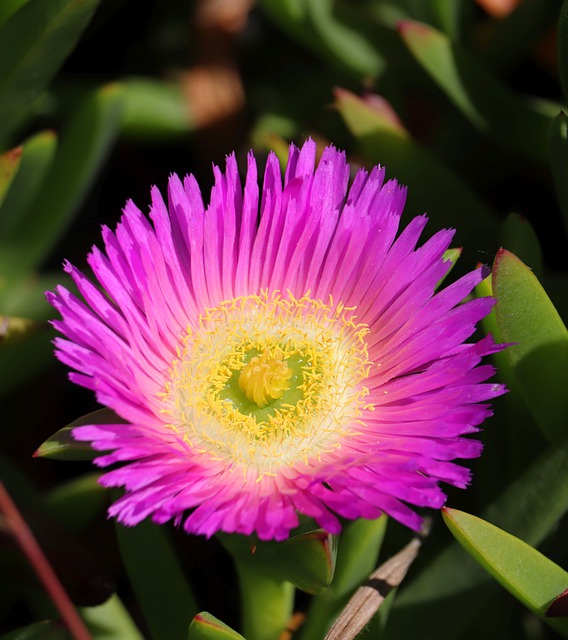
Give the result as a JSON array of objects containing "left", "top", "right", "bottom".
[
  {"left": 300, "top": 516, "right": 388, "bottom": 640},
  {"left": 188, "top": 613, "right": 246, "bottom": 640},
  {"left": 493, "top": 249, "right": 568, "bottom": 444},
  {"left": 0, "top": 0, "right": 103, "bottom": 147},
  {"left": 398, "top": 19, "right": 557, "bottom": 163},
  {"left": 116, "top": 520, "right": 199, "bottom": 640},
  {"left": 34, "top": 408, "right": 122, "bottom": 460},
  {"left": 81, "top": 595, "right": 144, "bottom": 640},
  {"left": 121, "top": 77, "right": 194, "bottom": 140},
  {"left": 443, "top": 508, "right": 568, "bottom": 637},
  {"left": 436, "top": 248, "right": 462, "bottom": 289},
  {"left": 383, "top": 434, "right": 568, "bottom": 639},
  {"left": 233, "top": 561, "right": 294, "bottom": 640},
  {"left": 500, "top": 213, "right": 543, "bottom": 279},
  {"left": 0, "top": 84, "right": 125, "bottom": 277},
  {"left": 221, "top": 527, "right": 337, "bottom": 594}
]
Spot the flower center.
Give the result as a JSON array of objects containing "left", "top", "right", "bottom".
[
  {"left": 161, "top": 291, "right": 373, "bottom": 474},
  {"left": 238, "top": 348, "right": 292, "bottom": 408}
]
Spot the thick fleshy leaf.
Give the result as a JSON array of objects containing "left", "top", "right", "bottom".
[
  {"left": 383, "top": 434, "right": 568, "bottom": 639},
  {"left": 81, "top": 595, "right": 144, "bottom": 640},
  {"left": 221, "top": 528, "right": 337, "bottom": 595},
  {"left": 0, "top": 130, "right": 58, "bottom": 242},
  {"left": 0, "top": 84, "right": 124, "bottom": 277},
  {"left": 116, "top": 520, "right": 199, "bottom": 640},
  {"left": 257, "top": 0, "right": 388, "bottom": 78},
  {"left": 0, "top": 0, "right": 102, "bottom": 148},
  {"left": 233, "top": 560, "right": 294, "bottom": 640},
  {"left": 300, "top": 516, "right": 388, "bottom": 639},
  {"left": 188, "top": 613, "right": 246, "bottom": 640},
  {"left": 559, "top": 0, "right": 568, "bottom": 104},
  {"left": 121, "top": 78, "right": 194, "bottom": 140},
  {"left": 0, "top": 146, "right": 22, "bottom": 206},
  {"left": 0, "top": 0, "right": 31, "bottom": 29},
  {"left": 548, "top": 111, "right": 568, "bottom": 239},
  {"left": 500, "top": 213, "right": 543, "bottom": 279},
  {"left": 398, "top": 20, "right": 556, "bottom": 163},
  {"left": 0, "top": 621, "right": 70, "bottom": 640},
  {"left": 45, "top": 473, "right": 107, "bottom": 534},
  {"left": 436, "top": 248, "right": 461, "bottom": 289},
  {"left": 334, "top": 88, "right": 498, "bottom": 248},
  {"left": 493, "top": 249, "right": 568, "bottom": 444},
  {"left": 34, "top": 408, "right": 122, "bottom": 460},
  {"left": 443, "top": 508, "right": 568, "bottom": 637}
]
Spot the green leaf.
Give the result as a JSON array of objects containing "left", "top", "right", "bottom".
[
  {"left": 383, "top": 435, "right": 568, "bottom": 639},
  {"left": 443, "top": 508, "right": 568, "bottom": 638},
  {"left": 233, "top": 561, "right": 294, "bottom": 640},
  {"left": 221, "top": 528, "right": 337, "bottom": 595},
  {"left": 0, "top": 0, "right": 103, "bottom": 148},
  {"left": 0, "top": 146, "right": 22, "bottom": 206},
  {"left": 398, "top": 20, "right": 557, "bottom": 163},
  {"left": 299, "top": 516, "right": 388, "bottom": 640},
  {"left": 0, "top": 621, "right": 70, "bottom": 640},
  {"left": 334, "top": 88, "right": 499, "bottom": 249},
  {"left": 0, "top": 83, "right": 125, "bottom": 276},
  {"left": 116, "top": 520, "right": 199, "bottom": 640},
  {"left": 34, "top": 408, "right": 122, "bottom": 460},
  {"left": 45, "top": 473, "right": 107, "bottom": 533},
  {"left": 0, "top": 130, "right": 58, "bottom": 240},
  {"left": 121, "top": 77, "right": 194, "bottom": 140},
  {"left": 188, "top": 613, "right": 246, "bottom": 640},
  {"left": 257, "top": 0, "right": 388, "bottom": 78},
  {"left": 0, "top": 0, "right": 31, "bottom": 29},
  {"left": 81, "top": 595, "right": 144, "bottom": 640},
  {"left": 548, "top": 111, "right": 568, "bottom": 240},
  {"left": 559, "top": 0, "right": 568, "bottom": 103},
  {"left": 500, "top": 213, "right": 543, "bottom": 279},
  {"left": 493, "top": 249, "right": 568, "bottom": 444},
  {"left": 436, "top": 248, "right": 461, "bottom": 290}
]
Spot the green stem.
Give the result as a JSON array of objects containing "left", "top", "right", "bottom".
[{"left": 235, "top": 560, "right": 294, "bottom": 640}]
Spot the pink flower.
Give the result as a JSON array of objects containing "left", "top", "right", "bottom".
[{"left": 48, "top": 140, "right": 505, "bottom": 541}]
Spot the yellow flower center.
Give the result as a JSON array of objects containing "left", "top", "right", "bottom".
[
  {"left": 161, "top": 291, "right": 373, "bottom": 475},
  {"left": 238, "top": 348, "right": 292, "bottom": 408}
]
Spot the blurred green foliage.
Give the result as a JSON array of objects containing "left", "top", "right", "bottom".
[{"left": 1, "top": 0, "right": 568, "bottom": 639}]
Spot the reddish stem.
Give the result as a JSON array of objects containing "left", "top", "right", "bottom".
[{"left": 0, "top": 481, "right": 92, "bottom": 640}]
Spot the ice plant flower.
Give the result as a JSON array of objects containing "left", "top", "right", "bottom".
[{"left": 48, "top": 140, "right": 505, "bottom": 541}]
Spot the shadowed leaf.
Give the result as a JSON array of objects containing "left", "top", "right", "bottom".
[{"left": 0, "top": 0, "right": 103, "bottom": 147}]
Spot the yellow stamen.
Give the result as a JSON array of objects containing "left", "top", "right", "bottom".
[
  {"left": 161, "top": 290, "right": 373, "bottom": 474},
  {"left": 238, "top": 348, "right": 292, "bottom": 408}
]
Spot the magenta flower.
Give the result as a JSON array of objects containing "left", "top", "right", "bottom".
[{"left": 48, "top": 140, "right": 504, "bottom": 541}]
